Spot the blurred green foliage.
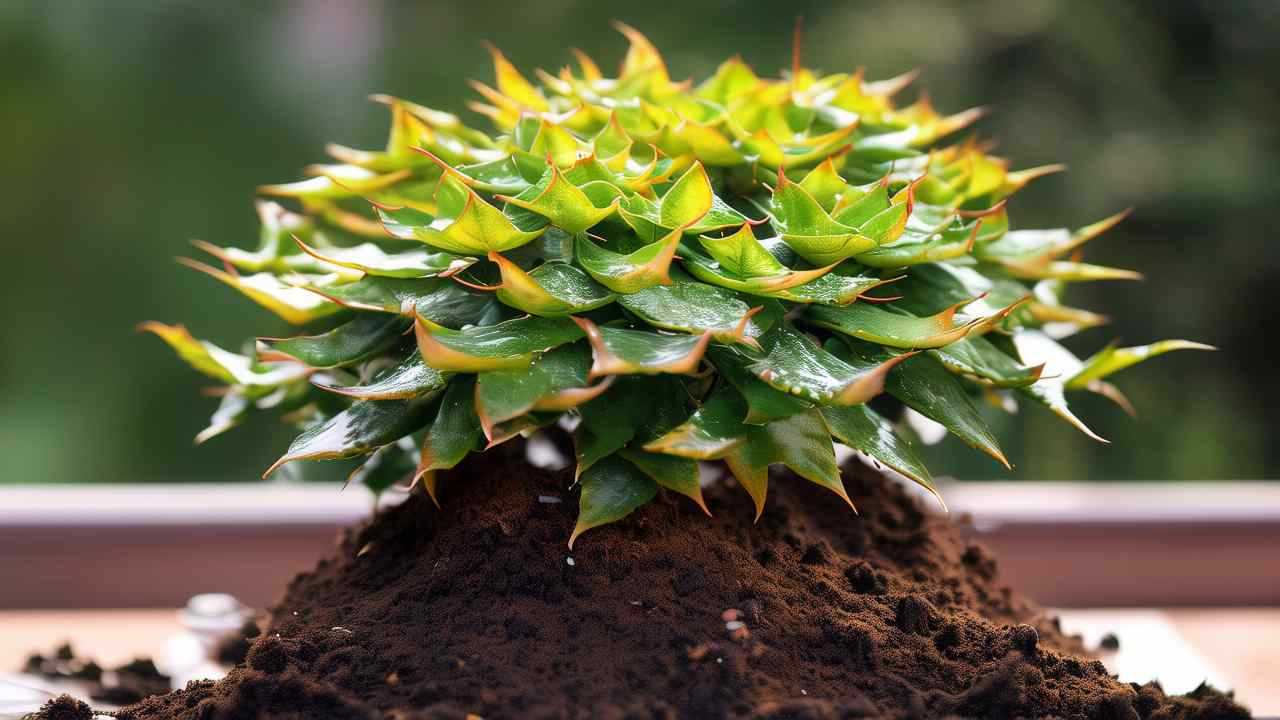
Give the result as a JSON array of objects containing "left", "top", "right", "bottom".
[{"left": 1, "top": 0, "right": 1275, "bottom": 483}]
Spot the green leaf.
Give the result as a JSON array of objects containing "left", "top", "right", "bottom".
[
  {"left": 769, "top": 172, "right": 877, "bottom": 265},
  {"left": 1011, "top": 330, "right": 1107, "bottom": 442},
  {"left": 724, "top": 409, "right": 848, "bottom": 519},
  {"left": 347, "top": 438, "right": 419, "bottom": 496},
  {"left": 574, "top": 317, "right": 712, "bottom": 377},
  {"left": 139, "top": 322, "right": 308, "bottom": 387},
  {"left": 414, "top": 376, "right": 485, "bottom": 503},
  {"left": 312, "top": 350, "right": 448, "bottom": 400},
  {"left": 497, "top": 163, "right": 620, "bottom": 233},
  {"left": 294, "top": 237, "right": 476, "bottom": 279},
  {"left": 856, "top": 220, "right": 977, "bottom": 268},
  {"left": 643, "top": 383, "right": 748, "bottom": 460},
  {"left": 805, "top": 300, "right": 981, "bottom": 349},
  {"left": 708, "top": 346, "right": 812, "bottom": 424},
  {"left": 747, "top": 327, "right": 914, "bottom": 405},
  {"left": 1067, "top": 340, "right": 1215, "bottom": 389},
  {"left": 837, "top": 340, "right": 1009, "bottom": 467},
  {"left": 260, "top": 313, "right": 410, "bottom": 369},
  {"left": 658, "top": 162, "right": 716, "bottom": 227},
  {"left": 570, "top": 454, "right": 658, "bottom": 548},
  {"left": 474, "top": 343, "right": 609, "bottom": 435},
  {"left": 573, "top": 376, "right": 688, "bottom": 477},
  {"left": 178, "top": 259, "right": 341, "bottom": 325},
  {"left": 820, "top": 404, "right": 939, "bottom": 505},
  {"left": 931, "top": 336, "right": 1044, "bottom": 388},
  {"left": 575, "top": 227, "right": 683, "bottom": 293},
  {"left": 378, "top": 174, "right": 545, "bottom": 254},
  {"left": 415, "top": 314, "right": 584, "bottom": 372},
  {"left": 698, "top": 224, "right": 786, "bottom": 277},
  {"left": 308, "top": 276, "right": 493, "bottom": 328},
  {"left": 265, "top": 397, "right": 436, "bottom": 477},
  {"left": 616, "top": 271, "right": 780, "bottom": 347},
  {"left": 490, "top": 252, "right": 616, "bottom": 316},
  {"left": 619, "top": 447, "right": 708, "bottom": 514}
]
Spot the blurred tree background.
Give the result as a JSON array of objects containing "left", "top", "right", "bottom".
[{"left": 1, "top": 0, "right": 1275, "bottom": 484}]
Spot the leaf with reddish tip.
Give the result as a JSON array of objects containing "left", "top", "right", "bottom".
[
  {"left": 575, "top": 227, "right": 684, "bottom": 293},
  {"left": 570, "top": 454, "right": 658, "bottom": 548},
  {"left": 616, "top": 271, "right": 781, "bottom": 347},
  {"left": 769, "top": 172, "right": 876, "bottom": 265},
  {"left": 474, "top": 343, "right": 604, "bottom": 435},
  {"left": 313, "top": 350, "right": 448, "bottom": 400},
  {"left": 975, "top": 210, "right": 1130, "bottom": 267},
  {"left": 1003, "top": 260, "right": 1142, "bottom": 283},
  {"left": 415, "top": 315, "right": 584, "bottom": 372},
  {"left": 820, "top": 404, "right": 939, "bottom": 506},
  {"left": 139, "top": 322, "right": 309, "bottom": 387},
  {"left": 489, "top": 252, "right": 615, "bottom": 317},
  {"left": 347, "top": 438, "right": 419, "bottom": 496},
  {"left": 618, "top": 164, "right": 748, "bottom": 239},
  {"left": 498, "top": 164, "right": 621, "bottom": 233},
  {"left": 643, "top": 384, "right": 747, "bottom": 460},
  {"left": 726, "top": 409, "right": 849, "bottom": 516},
  {"left": 178, "top": 259, "right": 341, "bottom": 325},
  {"left": 308, "top": 276, "right": 493, "bottom": 327},
  {"left": 805, "top": 299, "right": 982, "bottom": 349},
  {"left": 259, "top": 314, "right": 409, "bottom": 369},
  {"left": 573, "top": 317, "right": 712, "bottom": 378},
  {"left": 698, "top": 224, "right": 787, "bottom": 278},
  {"left": 1009, "top": 331, "right": 1107, "bottom": 442},
  {"left": 619, "top": 448, "right": 708, "bottom": 515},
  {"left": 259, "top": 166, "right": 411, "bottom": 200},
  {"left": 1067, "top": 340, "right": 1215, "bottom": 390},
  {"left": 485, "top": 43, "right": 548, "bottom": 112},
  {"left": 265, "top": 397, "right": 436, "bottom": 478},
  {"left": 835, "top": 340, "right": 1010, "bottom": 467},
  {"left": 745, "top": 327, "right": 913, "bottom": 406},
  {"left": 389, "top": 174, "right": 545, "bottom": 254}
]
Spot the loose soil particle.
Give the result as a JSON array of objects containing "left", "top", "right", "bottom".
[{"left": 109, "top": 442, "right": 1251, "bottom": 720}]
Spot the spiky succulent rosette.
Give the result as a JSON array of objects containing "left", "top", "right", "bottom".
[{"left": 146, "top": 25, "right": 1210, "bottom": 545}]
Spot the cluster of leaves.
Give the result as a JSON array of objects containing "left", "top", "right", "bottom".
[{"left": 146, "top": 25, "right": 1209, "bottom": 545}]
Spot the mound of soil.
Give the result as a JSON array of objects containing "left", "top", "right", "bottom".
[{"left": 110, "top": 443, "right": 1250, "bottom": 719}]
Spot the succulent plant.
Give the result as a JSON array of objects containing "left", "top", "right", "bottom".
[{"left": 145, "top": 24, "right": 1210, "bottom": 545}]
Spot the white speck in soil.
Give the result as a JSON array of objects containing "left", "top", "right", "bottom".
[
  {"left": 566, "top": 557, "right": 576, "bottom": 567},
  {"left": 716, "top": 657, "right": 723, "bottom": 664},
  {"left": 332, "top": 626, "right": 353, "bottom": 635},
  {"left": 537, "top": 495, "right": 563, "bottom": 504},
  {"left": 801, "top": 689, "right": 808, "bottom": 696},
  {"left": 725, "top": 620, "right": 745, "bottom": 631}
]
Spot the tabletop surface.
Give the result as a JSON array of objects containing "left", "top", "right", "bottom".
[{"left": 0, "top": 608, "right": 1276, "bottom": 716}]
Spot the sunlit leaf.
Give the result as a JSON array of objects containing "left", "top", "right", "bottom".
[
  {"left": 575, "top": 226, "right": 684, "bottom": 293},
  {"left": 489, "top": 252, "right": 616, "bottom": 316},
  {"left": 140, "top": 322, "right": 309, "bottom": 387},
  {"left": 177, "top": 259, "right": 341, "bottom": 325},
  {"left": 379, "top": 174, "right": 544, "bottom": 254},
  {"left": 1067, "top": 340, "right": 1215, "bottom": 389},
  {"left": 497, "top": 163, "right": 621, "bottom": 233},
  {"left": 294, "top": 236, "right": 476, "bottom": 279}
]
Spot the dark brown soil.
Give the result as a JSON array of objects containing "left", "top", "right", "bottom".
[
  {"left": 108, "top": 443, "right": 1250, "bottom": 720},
  {"left": 23, "top": 644, "right": 170, "bottom": 706}
]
